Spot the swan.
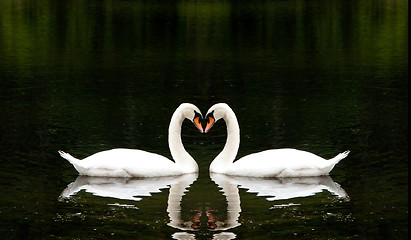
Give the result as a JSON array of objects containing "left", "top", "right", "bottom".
[
  {"left": 58, "top": 103, "right": 204, "bottom": 177},
  {"left": 204, "top": 103, "right": 350, "bottom": 177}
]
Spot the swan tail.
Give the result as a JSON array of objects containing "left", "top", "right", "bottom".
[
  {"left": 328, "top": 150, "right": 350, "bottom": 164},
  {"left": 58, "top": 150, "right": 79, "bottom": 164}
]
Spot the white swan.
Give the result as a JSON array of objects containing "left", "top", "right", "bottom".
[
  {"left": 58, "top": 103, "right": 204, "bottom": 177},
  {"left": 204, "top": 103, "right": 350, "bottom": 177}
]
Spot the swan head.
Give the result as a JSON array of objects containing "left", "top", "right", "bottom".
[
  {"left": 204, "top": 103, "right": 232, "bottom": 133},
  {"left": 177, "top": 103, "right": 204, "bottom": 133}
]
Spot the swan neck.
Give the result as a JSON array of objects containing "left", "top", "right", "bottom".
[
  {"left": 215, "top": 110, "right": 240, "bottom": 167},
  {"left": 168, "top": 110, "right": 197, "bottom": 171}
]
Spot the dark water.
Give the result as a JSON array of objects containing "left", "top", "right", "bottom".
[{"left": 0, "top": 0, "right": 407, "bottom": 239}]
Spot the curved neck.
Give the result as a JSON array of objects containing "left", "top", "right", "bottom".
[
  {"left": 211, "top": 109, "right": 240, "bottom": 171},
  {"left": 210, "top": 173, "right": 241, "bottom": 230},
  {"left": 167, "top": 173, "right": 198, "bottom": 230},
  {"left": 168, "top": 110, "right": 198, "bottom": 172}
]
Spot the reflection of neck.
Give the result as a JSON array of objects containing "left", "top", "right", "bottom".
[
  {"left": 210, "top": 173, "right": 241, "bottom": 230},
  {"left": 210, "top": 109, "right": 240, "bottom": 172},
  {"left": 168, "top": 109, "right": 197, "bottom": 172},
  {"left": 167, "top": 173, "right": 197, "bottom": 230}
]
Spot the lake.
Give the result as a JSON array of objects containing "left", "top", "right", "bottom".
[{"left": 0, "top": 0, "right": 408, "bottom": 239}]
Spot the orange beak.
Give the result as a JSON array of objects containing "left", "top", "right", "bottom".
[
  {"left": 193, "top": 116, "right": 204, "bottom": 133},
  {"left": 205, "top": 116, "right": 215, "bottom": 133}
]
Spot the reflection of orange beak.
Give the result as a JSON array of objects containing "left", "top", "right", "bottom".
[
  {"left": 193, "top": 117, "right": 204, "bottom": 133},
  {"left": 206, "top": 209, "right": 217, "bottom": 229},
  {"left": 191, "top": 209, "right": 202, "bottom": 229},
  {"left": 205, "top": 116, "right": 215, "bottom": 133}
]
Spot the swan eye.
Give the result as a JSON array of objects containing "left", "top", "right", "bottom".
[{"left": 206, "top": 111, "right": 215, "bottom": 123}]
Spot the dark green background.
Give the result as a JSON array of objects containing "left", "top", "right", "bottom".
[{"left": 0, "top": 0, "right": 407, "bottom": 239}]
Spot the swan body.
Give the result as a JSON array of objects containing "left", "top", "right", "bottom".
[
  {"left": 205, "top": 103, "right": 349, "bottom": 177},
  {"left": 59, "top": 103, "right": 204, "bottom": 177}
]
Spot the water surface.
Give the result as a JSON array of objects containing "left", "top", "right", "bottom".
[{"left": 0, "top": 0, "right": 408, "bottom": 239}]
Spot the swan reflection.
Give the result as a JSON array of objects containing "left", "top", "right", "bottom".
[
  {"left": 60, "top": 173, "right": 237, "bottom": 240},
  {"left": 211, "top": 173, "right": 349, "bottom": 207},
  {"left": 59, "top": 172, "right": 347, "bottom": 240},
  {"left": 59, "top": 173, "right": 197, "bottom": 204},
  {"left": 171, "top": 232, "right": 236, "bottom": 240}
]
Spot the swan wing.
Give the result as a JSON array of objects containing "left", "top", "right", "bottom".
[
  {"left": 228, "top": 149, "right": 334, "bottom": 177},
  {"left": 72, "top": 149, "right": 182, "bottom": 177}
]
